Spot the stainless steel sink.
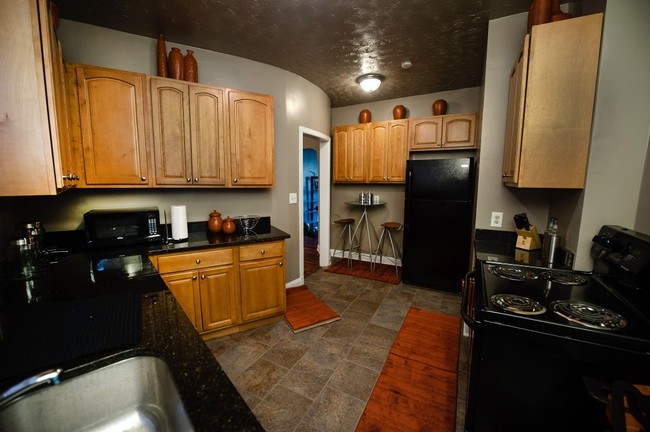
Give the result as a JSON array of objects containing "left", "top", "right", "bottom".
[{"left": 0, "top": 356, "right": 194, "bottom": 432}]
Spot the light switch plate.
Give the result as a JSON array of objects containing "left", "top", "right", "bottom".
[{"left": 289, "top": 193, "right": 297, "bottom": 204}]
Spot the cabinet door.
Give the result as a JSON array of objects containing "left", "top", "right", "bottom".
[
  {"left": 408, "top": 117, "right": 443, "bottom": 151},
  {"left": 162, "top": 270, "right": 202, "bottom": 330},
  {"left": 76, "top": 66, "right": 151, "bottom": 186},
  {"left": 151, "top": 78, "right": 192, "bottom": 185},
  {"left": 502, "top": 39, "right": 529, "bottom": 184},
  {"left": 190, "top": 86, "right": 227, "bottom": 185},
  {"left": 367, "top": 121, "right": 407, "bottom": 183},
  {"left": 199, "top": 265, "right": 238, "bottom": 331},
  {"left": 0, "top": 0, "right": 72, "bottom": 196},
  {"left": 239, "top": 257, "right": 285, "bottom": 322},
  {"left": 333, "top": 124, "right": 367, "bottom": 182},
  {"left": 442, "top": 114, "right": 477, "bottom": 149},
  {"left": 228, "top": 90, "right": 274, "bottom": 186}
]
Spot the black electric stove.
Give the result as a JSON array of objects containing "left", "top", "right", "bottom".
[{"left": 462, "top": 225, "right": 650, "bottom": 432}]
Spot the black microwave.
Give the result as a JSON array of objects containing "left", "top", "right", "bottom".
[{"left": 84, "top": 208, "right": 162, "bottom": 248}]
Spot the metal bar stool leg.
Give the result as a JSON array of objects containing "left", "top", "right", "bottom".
[
  {"left": 371, "top": 226, "right": 387, "bottom": 273},
  {"left": 386, "top": 228, "right": 402, "bottom": 277}
]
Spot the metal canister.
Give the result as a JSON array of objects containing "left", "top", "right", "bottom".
[
  {"left": 8, "top": 238, "right": 37, "bottom": 279},
  {"left": 15, "top": 222, "right": 45, "bottom": 256}
]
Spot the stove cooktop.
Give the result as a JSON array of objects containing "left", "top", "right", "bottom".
[{"left": 477, "top": 261, "right": 650, "bottom": 350}]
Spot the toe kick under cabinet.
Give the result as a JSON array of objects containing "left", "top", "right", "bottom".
[{"left": 150, "top": 241, "right": 286, "bottom": 339}]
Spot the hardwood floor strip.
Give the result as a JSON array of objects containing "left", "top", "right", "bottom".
[
  {"left": 325, "top": 258, "right": 401, "bottom": 285},
  {"left": 355, "top": 307, "right": 461, "bottom": 432},
  {"left": 284, "top": 285, "right": 340, "bottom": 332}
]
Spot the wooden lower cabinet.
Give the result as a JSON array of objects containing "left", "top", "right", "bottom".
[{"left": 151, "top": 241, "right": 286, "bottom": 339}]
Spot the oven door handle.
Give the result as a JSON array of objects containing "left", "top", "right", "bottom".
[{"left": 461, "top": 270, "right": 478, "bottom": 329}]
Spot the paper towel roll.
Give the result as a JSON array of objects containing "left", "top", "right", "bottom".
[{"left": 171, "top": 205, "right": 188, "bottom": 240}]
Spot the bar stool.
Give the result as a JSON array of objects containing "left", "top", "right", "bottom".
[
  {"left": 331, "top": 218, "right": 356, "bottom": 267},
  {"left": 371, "top": 222, "right": 402, "bottom": 276}
]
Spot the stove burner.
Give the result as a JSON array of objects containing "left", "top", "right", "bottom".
[
  {"left": 550, "top": 301, "right": 628, "bottom": 330},
  {"left": 488, "top": 265, "right": 539, "bottom": 282},
  {"left": 541, "top": 271, "right": 588, "bottom": 286},
  {"left": 491, "top": 294, "right": 547, "bottom": 315}
]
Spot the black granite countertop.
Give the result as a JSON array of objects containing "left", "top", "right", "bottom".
[{"left": 0, "top": 224, "right": 290, "bottom": 431}]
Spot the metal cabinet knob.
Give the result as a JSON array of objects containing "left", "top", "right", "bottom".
[
  {"left": 260, "top": 250, "right": 265, "bottom": 255},
  {"left": 140, "top": 176, "right": 147, "bottom": 181},
  {"left": 279, "top": 262, "right": 283, "bottom": 266},
  {"left": 194, "top": 178, "right": 199, "bottom": 182},
  {"left": 233, "top": 178, "right": 238, "bottom": 183},
  {"left": 196, "top": 259, "right": 201, "bottom": 264},
  {"left": 192, "top": 275, "right": 197, "bottom": 280},
  {"left": 186, "top": 178, "right": 192, "bottom": 182},
  {"left": 201, "top": 274, "right": 205, "bottom": 280}
]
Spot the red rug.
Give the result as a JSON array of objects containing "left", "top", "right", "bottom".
[
  {"left": 355, "top": 308, "right": 461, "bottom": 432},
  {"left": 325, "top": 258, "right": 401, "bottom": 285},
  {"left": 284, "top": 285, "right": 340, "bottom": 333}
]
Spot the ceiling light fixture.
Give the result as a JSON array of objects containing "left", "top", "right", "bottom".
[{"left": 356, "top": 73, "right": 384, "bottom": 92}]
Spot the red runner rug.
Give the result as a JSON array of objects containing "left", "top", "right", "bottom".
[
  {"left": 284, "top": 285, "right": 340, "bottom": 333},
  {"left": 356, "top": 308, "right": 461, "bottom": 432},
  {"left": 325, "top": 258, "right": 401, "bottom": 285}
]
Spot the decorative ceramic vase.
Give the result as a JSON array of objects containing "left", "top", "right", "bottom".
[
  {"left": 393, "top": 105, "right": 406, "bottom": 120},
  {"left": 184, "top": 50, "right": 198, "bottom": 83},
  {"left": 550, "top": 0, "right": 572, "bottom": 21},
  {"left": 432, "top": 99, "right": 448, "bottom": 116},
  {"left": 207, "top": 210, "right": 223, "bottom": 234},
  {"left": 222, "top": 217, "right": 236, "bottom": 234},
  {"left": 157, "top": 34, "right": 168, "bottom": 78},
  {"left": 359, "top": 109, "right": 372, "bottom": 124},
  {"left": 528, "top": 0, "right": 552, "bottom": 32},
  {"left": 169, "top": 47, "right": 184, "bottom": 80}
]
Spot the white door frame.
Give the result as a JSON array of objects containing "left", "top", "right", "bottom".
[{"left": 298, "top": 126, "right": 331, "bottom": 279}]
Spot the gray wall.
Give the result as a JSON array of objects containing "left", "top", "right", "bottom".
[
  {"left": 330, "top": 89, "right": 481, "bottom": 256},
  {"left": 2, "top": 20, "right": 331, "bottom": 285}
]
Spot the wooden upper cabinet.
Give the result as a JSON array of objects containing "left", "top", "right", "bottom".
[
  {"left": 502, "top": 14, "right": 603, "bottom": 188},
  {"left": 150, "top": 78, "right": 226, "bottom": 186},
  {"left": 408, "top": 113, "right": 477, "bottom": 151},
  {"left": 333, "top": 124, "right": 367, "bottom": 183},
  {"left": 74, "top": 65, "right": 151, "bottom": 186},
  {"left": 228, "top": 90, "right": 274, "bottom": 187},
  {"left": 368, "top": 120, "right": 408, "bottom": 183},
  {"left": 0, "top": 0, "right": 77, "bottom": 196}
]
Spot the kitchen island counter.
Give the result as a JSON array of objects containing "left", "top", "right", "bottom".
[{"left": 0, "top": 229, "right": 287, "bottom": 430}]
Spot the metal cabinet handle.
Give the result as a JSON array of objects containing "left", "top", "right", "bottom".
[
  {"left": 196, "top": 259, "right": 201, "bottom": 264},
  {"left": 186, "top": 178, "right": 192, "bottom": 182},
  {"left": 279, "top": 262, "right": 283, "bottom": 266},
  {"left": 260, "top": 250, "right": 265, "bottom": 255},
  {"left": 140, "top": 176, "right": 147, "bottom": 181},
  {"left": 62, "top": 173, "right": 80, "bottom": 181},
  {"left": 233, "top": 178, "right": 238, "bottom": 183},
  {"left": 201, "top": 274, "right": 205, "bottom": 280},
  {"left": 192, "top": 275, "right": 197, "bottom": 280},
  {"left": 194, "top": 178, "right": 199, "bottom": 182}
]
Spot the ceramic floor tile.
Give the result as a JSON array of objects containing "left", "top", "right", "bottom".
[
  {"left": 339, "top": 308, "right": 373, "bottom": 326},
  {"left": 321, "top": 319, "right": 365, "bottom": 345},
  {"left": 357, "top": 287, "right": 388, "bottom": 303},
  {"left": 293, "top": 422, "right": 321, "bottom": 432},
  {"left": 300, "top": 337, "right": 351, "bottom": 370},
  {"left": 234, "top": 357, "right": 289, "bottom": 399},
  {"left": 345, "top": 340, "right": 391, "bottom": 372},
  {"left": 262, "top": 338, "right": 309, "bottom": 369},
  {"left": 246, "top": 320, "right": 294, "bottom": 346},
  {"left": 303, "top": 385, "right": 366, "bottom": 432},
  {"left": 253, "top": 384, "right": 314, "bottom": 432},
  {"left": 216, "top": 338, "right": 271, "bottom": 379},
  {"left": 347, "top": 297, "right": 381, "bottom": 315},
  {"left": 278, "top": 357, "right": 336, "bottom": 400},
  {"left": 328, "top": 360, "right": 379, "bottom": 401},
  {"left": 358, "top": 323, "right": 398, "bottom": 349}
]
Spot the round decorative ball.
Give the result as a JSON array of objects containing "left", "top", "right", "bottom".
[
  {"left": 432, "top": 99, "right": 448, "bottom": 116},
  {"left": 359, "top": 109, "right": 372, "bottom": 124}
]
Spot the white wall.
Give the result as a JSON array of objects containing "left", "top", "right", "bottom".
[
  {"left": 6, "top": 20, "right": 332, "bottom": 284},
  {"left": 574, "top": 0, "right": 650, "bottom": 268},
  {"left": 474, "top": 13, "right": 551, "bottom": 234}
]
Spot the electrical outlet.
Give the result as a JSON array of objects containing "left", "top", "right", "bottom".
[
  {"left": 289, "top": 193, "right": 297, "bottom": 204},
  {"left": 490, "top": 211, "right": 504, "bottom": 228}
]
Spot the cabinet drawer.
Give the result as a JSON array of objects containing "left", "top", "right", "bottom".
[
  {"left": 156, "top": 248, "right": 234, "bottom": 273},
  {"left": 239, "top": 242, "right": 283, "bottom": 262}
]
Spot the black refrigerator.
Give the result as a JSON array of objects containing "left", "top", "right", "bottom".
[{"left": 402, "top": 158, "right": 475, "bottom": 292}]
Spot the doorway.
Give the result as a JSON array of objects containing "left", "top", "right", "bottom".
[{"left": 298, "top": 127, "right": 331, "bottom": 281}]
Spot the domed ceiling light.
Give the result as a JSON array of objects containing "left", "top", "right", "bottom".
[{"left": 356, "top": 73, "right": 384, "bottom": 92}]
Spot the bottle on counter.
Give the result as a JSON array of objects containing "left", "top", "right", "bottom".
[{"left": 542, "top": 217, "right": 559, "bottom": 266}]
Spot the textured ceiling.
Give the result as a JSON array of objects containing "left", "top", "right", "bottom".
[{"left": 56, "top": 0, "right": 535, "bottom": 107}]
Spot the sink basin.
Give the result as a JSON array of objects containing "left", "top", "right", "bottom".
[{"left": 0, "top": 356, "right": 194, "bottom": 432}]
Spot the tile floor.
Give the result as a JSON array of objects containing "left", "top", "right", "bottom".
[{"left": 205, "top": 267, "right": 471, "bottom": 432}]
